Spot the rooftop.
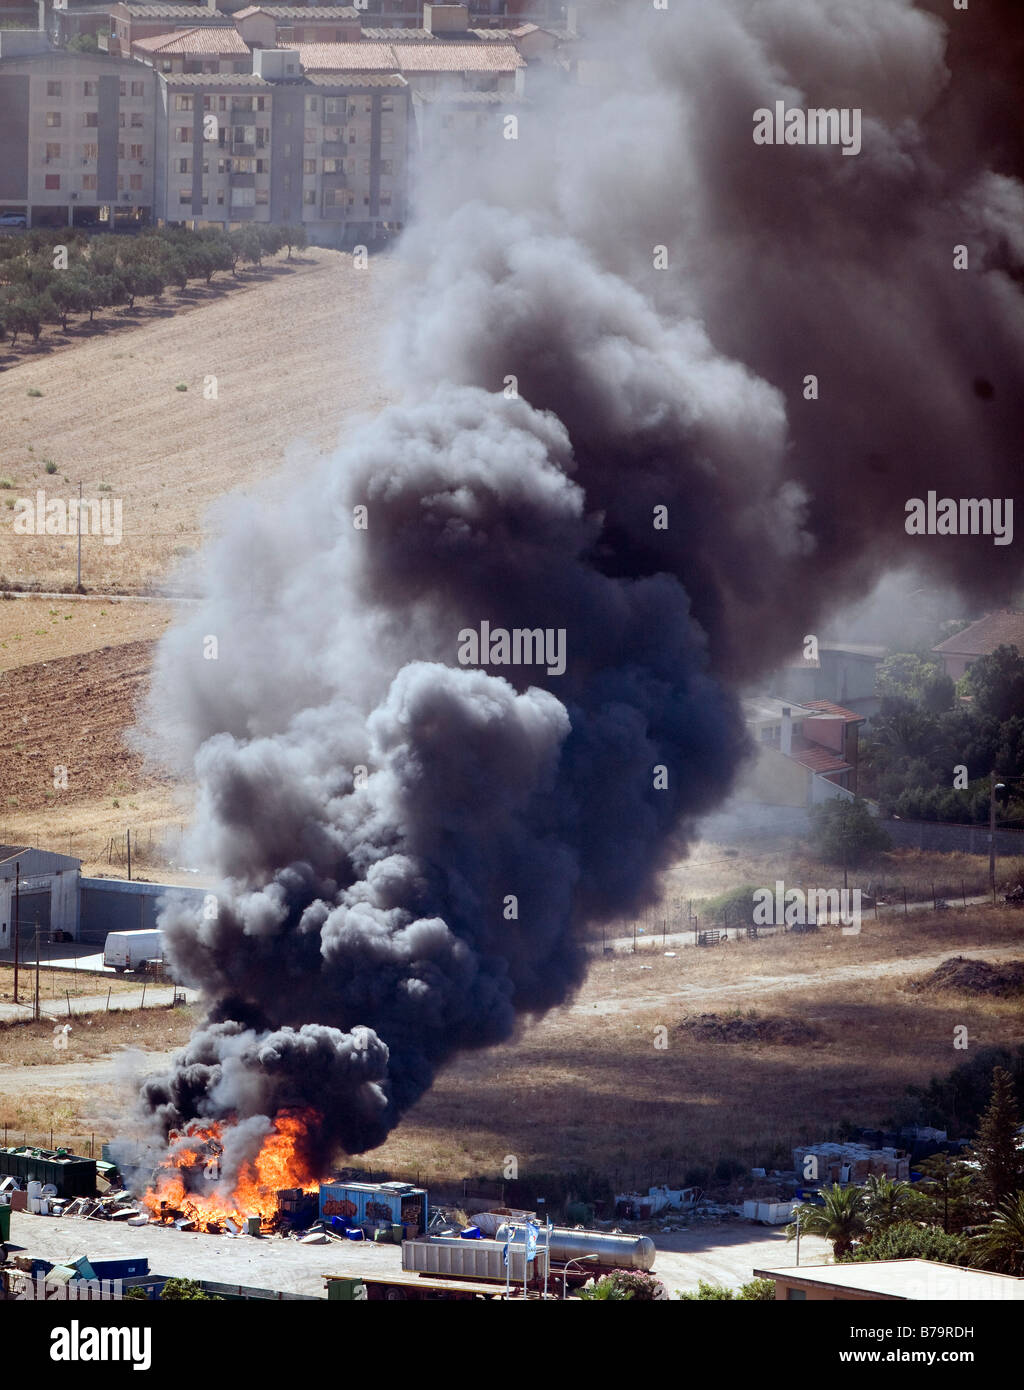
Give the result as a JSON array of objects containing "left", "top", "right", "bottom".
[
  {"left": 133, "top": 27, "right": 252, "bottom": 54},
  {"left": 159, "top": 69, "right": 406, "bottom": 86},
  {"left": 284, "top": 39, "right": 524, "bottom": 72},
  {"left": 787, "top": 744, "right": 851, "bottom": 777},
  {"left": 801, "top": 699, "right": 866, "bottom": 724},
  {"left": 932, "top": 610, "right": 1024, "bottom": 657},
  {"left": 753, "top": 1259, "right": 1024, "bottom": 1301}
]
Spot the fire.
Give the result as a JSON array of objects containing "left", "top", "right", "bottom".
[{"left": 145, "top": 1111, "right": 320, "bottom": 1230}]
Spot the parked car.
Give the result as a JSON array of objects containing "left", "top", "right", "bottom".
[{"left": 0, "top": 211, "right": 27, "bottom": 227}]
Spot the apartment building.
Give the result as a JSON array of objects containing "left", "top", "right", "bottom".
[
  {"left": 0, "top": 47, "right": 155, "bottom": 227},
  {"left": 153, "top": 50, "right": 407, "bottom": 243}
]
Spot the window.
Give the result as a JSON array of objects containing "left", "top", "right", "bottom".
[
  {"left": 217, "top": 190, "right": 224, "bottom": 204},
  {"left": 84, "top": 112, "right": 99, "bottom": 128},
  {"left": 380, "top": 193, "right": 391, "bottom": 207},
  {"left": 44, "top": 173, "right": 60, "bottom": 190},
  {"left": 255, "top": 158, "right": 267, "bottom": 174},
  {"left": 255, "top": 188, "right": 269, "bottom": 204},
  {"left": 231, "top": 186, "right": 255, "bottom": 206},
  {"left": 46, "top": 112, "right": 61, "bottom": 128},
  {"left": 233, "top": 157, "right": 254, "bottom": 173},
  {"left": 349, "top": 130, "right": 356, "bottom": 144},
  {"left": 325, "top": 98, "right": 342, "bottom": 115},
  {"left": 130, "top": 144, "right": 144, "bottom": 160},
  {"left": 202, "top": 159, "right": 209, "bottom": 175},
  {"left": 82, "top": 174, "right": 97, "bottom": 191},
  {"left": 45, "top": 142, "right": 60, "bottom": 159},
  {"left": 344, "top": 156, "right": 354, "bottom": 173},
  {"left": 132, "top": 81, "right": 145, "bottom": 97},
  {"left": 46, "top": 81, "right": 62, "bottom": 97},
  {"left": 303, "top": 189, "right": 315, "bottom": 204},
  {"left": 381, "top": 97, "right": 393, "bottom": 112},
  {"left": 84, "top": 81, "right": 97, "bottom": 97},
  {"left": 119, "top": 112, "right": 126, "bottom": 128},
  {"left": 117, "top": 143, "right": 125, "bottom": 159},
  {"left": 785, "top": 1289, "right": 807, "bottom": 1301},
  {"left": 131, "top": 113, "right": 144, "bottom": 128},
  {"left": 82, "top": 143, "right": 98, "bottom": 160},
  {"left": 304, "top": 128, "right": 316, "bottom": 143},
  {"left": 179, "top": 158, "right": 192, "bottom": 174},
  {"left": 218, "top": 158, "right": 228, "bottom": 174},
  {"left": 174, "top": 96, "right": 194, "bottom": 112},
  {"left": 202, "top": 95, "right": 212, "bottom": 111},
  {"left": 179, "top": 189, "right": 192, "bottom": 204},
  {"left": 305, "top": 96, "right": 318, "bottom": 112},
  {"left": 365, "top": 99, "right": 372, "bottom": 113},
  {"left": 130, "top": 174, "right": 143, "bottom": 190},
  {"left": 176, "top": 127, "right": 191, "bottom": 143},
  {"left": 161, "top": 61, "right": 172, "bottom": 73},
  {"left": 303, "top": 158, "right": 315, "bottom": 174},
  {"left": 323, "top": 158, "right": 341, "bottom": 173}
]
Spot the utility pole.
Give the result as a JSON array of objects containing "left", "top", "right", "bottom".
[
  {"left": 13, "top": 860, "right": 19, "bottom": 1005},
  {"left": 76, "top": 480, "right": 82, "bottom": 590},
  {"left": 34, "top": 922, "right": 40, "bottom": 1021},
  {"left": 990, "top": 773, "right": 1005, "bottom": 903},
  {"left": 127, "top": 827, "right": 131, "bottom": 881}
]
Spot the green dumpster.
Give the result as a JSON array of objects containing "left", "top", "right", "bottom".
[
  {"left": 0, "top": 1204, "right": 11, "bottom": 1243},
  {"left": 327, "top": 1277, "right": 365, "bottom": 1301}
]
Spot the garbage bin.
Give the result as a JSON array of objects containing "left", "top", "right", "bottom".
[{"left": 0, "top": 1202, "right": 11, "bottom": 1242}]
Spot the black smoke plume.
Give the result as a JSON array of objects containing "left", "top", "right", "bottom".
[{"left": 137, "top": 0, "right": 1024, "bottom": 1180}]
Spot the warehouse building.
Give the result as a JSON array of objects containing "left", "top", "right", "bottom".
[{"left": 0, "top": 846, "right": 81, "bottom": 947}]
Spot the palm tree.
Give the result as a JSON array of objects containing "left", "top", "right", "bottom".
[
  {"left": 787, "top": 1184, "right": 868, "bottom": 1259},
  {"left": 862, "top": 1174, "right": 912, "bottom": 1237},
  {"left": 971, "top": 1191, "right": 1024, "bottom": 1275}
]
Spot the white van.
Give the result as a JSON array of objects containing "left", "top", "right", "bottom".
[{"left": 102, "top": 929, "right": 163, "bottom": 973}]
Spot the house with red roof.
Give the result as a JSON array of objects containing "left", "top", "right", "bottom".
[
  {"left": 932, "top": 610, "right": 1024, "bottom": 681},
  {"left": 739, "top": 697, "right": 865, "bottom": 809}
]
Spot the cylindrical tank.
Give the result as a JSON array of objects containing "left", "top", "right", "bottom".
[{"left": 496, "top": 1224, "right": 656, "bottom": 1271}]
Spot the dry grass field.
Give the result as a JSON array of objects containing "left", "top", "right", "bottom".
[
  {"left": 2, "top": 907, "right": 1019, "bottom": 1186},
  {"left": 0, "top": 247, "right": 398, "bottom": 595}
]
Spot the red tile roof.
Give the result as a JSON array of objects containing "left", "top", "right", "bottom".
[
  {"left": 932, "top": 611, "right": 1024, "bottom": 657},
  {"left": 134, "top": 27, "right": 252, "bottom": 55},
  {"left": 802, "top": 700, "right": 865, "bottom": 723},
  {"left": 285, "top": 39, "right": 524, "bottom": 72},
  {"left": 788, "top": 745, "right": 851, "bottom": 776}
]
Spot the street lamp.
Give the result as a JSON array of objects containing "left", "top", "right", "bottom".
[{"left": 562, "top": 1254, "right": 599, "bottom": 1300}]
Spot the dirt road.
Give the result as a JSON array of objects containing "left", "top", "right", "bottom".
[
  {"left": 0, "top": 1048, "right": 175, "bottom": 1094},
  {"left": 574, "top": 942, "right": 1024, "bottom": 1016}
]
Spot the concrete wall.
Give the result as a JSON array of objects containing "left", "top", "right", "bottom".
[{"left": 882, "top": 817, "right": 1024, "bottom": 858}]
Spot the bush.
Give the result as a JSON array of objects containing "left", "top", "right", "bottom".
[
  {"left": 808, "top": 797, "right": 891, "bottom": 866},
  {"left": 159, "top": 1277, "right": 218, "bottom": 1300},
  {"left": 738, "top": 1278, "right": 776, "bottom": 1300},
  {"left": 843, "top": 1222, "right": 973, "bottom": 1266},
  {"left": 677, "top": 1279, "right": 735, "bottom": 1300},
  {"left": 604, "top": 1269, "right": 666, "bottom": 1301}
]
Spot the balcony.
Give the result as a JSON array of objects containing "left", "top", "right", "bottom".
[
  {"left": 321, "top": 140, "right": 346, "bottom": 157},
  {"left": 229, "top": 172, "right": 256, "bottom": 187},
  {"left": 230, "top": 142, "right": 256, "bottom": 157},
  {"left": 321, "top": 170, "right": 347, "bottom": 187}
]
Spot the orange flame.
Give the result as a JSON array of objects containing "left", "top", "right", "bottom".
[{"left": 144, "top": 1112, "right": 320, "bottom": 1230}]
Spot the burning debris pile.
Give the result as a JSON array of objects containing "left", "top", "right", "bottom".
[
  {"left": 143, "top": 1114, "right": 319, "bottom": 1234},
  {"left": 133, "top": 0, "right": 1024, "bottom": 1182}
]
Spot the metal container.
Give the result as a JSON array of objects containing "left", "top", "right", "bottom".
[
  {"left": 503, "top": 1226, "right": 656, "bottom": 1272},
  {"left": 403, "top": 1236, "right": 548, "bottom": 1284}
]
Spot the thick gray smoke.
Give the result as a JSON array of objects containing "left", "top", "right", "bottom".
[{"left": 137, "top": 0, "right": 1024, "bottom": 1179}]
